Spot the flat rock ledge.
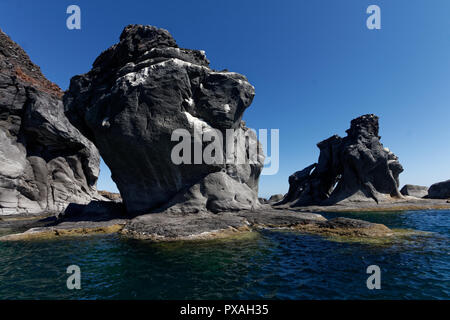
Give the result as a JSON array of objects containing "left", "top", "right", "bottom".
[
  {"left": 0, "top": 221, "right": 125, "bottom": 241},
  {"left": 0, "top": 209, "right": 393, "bottom": 242},
  {"left": 279, "top": 198, "right": 450, "bottom": 213}
]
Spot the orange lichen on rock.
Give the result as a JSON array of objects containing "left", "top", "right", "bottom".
[
  {"left": 0, "top": 28, "right": 63, "bottom": 98},
  {"left": 14, "top": 65, "right": 63, "bottom": 98}
]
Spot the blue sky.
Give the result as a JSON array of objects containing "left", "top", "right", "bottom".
[{"left": 1, "top": 0, "right": 449, "bottom": 197}]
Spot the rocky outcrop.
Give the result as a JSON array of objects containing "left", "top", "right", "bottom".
[
  {"left": 259, "top": 194, "right": 284, "bottom": 204},
  {"left": 0, "top": 29, "right": 100, "bottom": 215},
  {"left": 278, "top": 114, "right": 404, "bottom": 207},
  {"left": 65, "top": 25, "right": 263, "bottom": 215},
  {"left": 0, "top": 208, "right": 396, "bottom": 242},
  {"left": 97, "top": 190, "right": 122, "bottom": 202},
  {"left": 268, "top": 194, "right": 284, "bottom": 203},
  {"left": 284, "top": 198, "right": 450, "bottom": 213},
  {"left": 400, "top": 184, "right": 428, "bottom": 198},
  {"left": 428, "top": 180, "right": 450, "bottom": 199}
]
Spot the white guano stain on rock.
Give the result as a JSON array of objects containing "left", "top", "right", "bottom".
[
  {"left": 183, "top": 111, "right": 213, "bottom": 133},
  {"left": 185, "top": 97, "right": 194, "bottom": 107}
]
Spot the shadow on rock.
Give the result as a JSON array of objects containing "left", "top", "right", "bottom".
[{"left": 56, "top": 201, "right": 126, "bottom": 223}]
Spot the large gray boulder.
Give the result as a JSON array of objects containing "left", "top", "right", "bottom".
[
  {"left": 428, "top": 180, "right": 450, "bottom": 199},
  {"left": 278, "top": 114, "right": 404, "bottom": 207},
  {"left": 400, "top": 184, "right": 428, "bottom": 198},
  {"left": 0, "top": 29, "right": 100, "bottom": 215},
  {"left": 65, "top": 25, "right": 264, "bottom": 215},
  {"left": 267, "top": 194, "right": 284, "bottom": 203}
]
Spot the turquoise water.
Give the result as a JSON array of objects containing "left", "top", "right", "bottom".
[{"left": 0, "top": 210, "right": 449, "bottom": 300}]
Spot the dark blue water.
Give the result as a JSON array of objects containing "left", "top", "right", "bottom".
[{"left": 0, "top": 210, "right": 448, "bottom": 300}]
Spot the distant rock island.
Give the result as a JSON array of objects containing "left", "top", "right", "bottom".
[
  {"left": 274, "top": 114, "right": 450, "bottom": 212},
  {"left": 278, "top": 114, "right": 403, "bottom": 207},
  {"left": 0, "top": 25, "right": 449, "bottom": 242}
]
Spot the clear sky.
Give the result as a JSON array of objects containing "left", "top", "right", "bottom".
[{"left": 1, "top": 0, "right": 449, "bottom": 198}]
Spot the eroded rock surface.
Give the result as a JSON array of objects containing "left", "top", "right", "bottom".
[
  {"left": 278, "top": 114, "right": 404, "bottom": 207},
  {"left": 65, "top": 25, "right": 263, "bottom": 215},
  {"left": 0, "top": 29, "right": 100, "bottom": 216}
]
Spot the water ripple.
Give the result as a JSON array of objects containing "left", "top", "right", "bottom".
[{"left": 0, "top": 210, "right": 449, "bottom": 299}]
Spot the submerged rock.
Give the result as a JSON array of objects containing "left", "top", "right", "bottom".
[
  {"left": 278, "top": 114, "right": 404, "bottom": 207},
  {"left": 400, "top": 184, "right": 428, "bottom": 198},
  {"left": 65, "top": 25, "right": 263, "bottom": 215},
  {"left": 0, "top": 29, "right": 100, "bottom": 216},
  {"left": 428, "top": 180, "right": 450, "bottom": 199}
]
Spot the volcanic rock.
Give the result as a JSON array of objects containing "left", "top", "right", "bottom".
[
  {"left": 259, "top": 194, "right": 284, "bottom": 204},
  {"left": 1, "top": 208, "right": 396, "bottom": 242},
  {"left": 400, "top": 184, "right": 428, "bottom": 198},
  {"left": 0, "top": 29, "right": 100, "bottom": 215},
  {"left": 97, "top": 190, "right": 122, "bottom": 202},
  {"left": 278, "top": 114, "right": 404, "bottom": 207},
  {"left": 267, "top": 194, "right": 284, "bottom": 203},
  {"left": 64, "top": 25, "right": 264, "bottom": 215},
  {"left": 428, "top": 180, "right": 450, "bottom": 199}
]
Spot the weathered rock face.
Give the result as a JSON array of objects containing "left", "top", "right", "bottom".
[
  {"left": 279, "top": 114, "right": 403, "bottom": 207},
  {"left": 400, "top": 184, "right": 428, "bottom": 198},
  {"left": 268, "top": 194, "right": 284, "bottom": 203},
  {"left": 0, "top": 29, "right": 100, "bottom": 215},
  {"left": 259, "top": 194, "right": 284, "bottom": 204},
  {"left": 428, "top": 180, "right": 450, "bottom": 199},
  {"left": 65, "top": 25, "right": 264, "bottom": 215}
]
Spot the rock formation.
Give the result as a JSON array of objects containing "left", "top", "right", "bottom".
[
  {"left": 1, "top": 207, "right": 396, "bottom": 242},
  {"left": 97, "top": 190, "right": 122, "bottom": 202},
  {"left": 0, "top": 29, "right": 100, "bottom": 215},
  {"left": 65, "top": 25, "right": 264, "bottom": 215},
  {"left": 259, "top": 194, "right": 284, "bottom": 204},
  {"left": 428, "top": 180, "right": 450, "bottom": 199},
  {"left": 268, "top": 194, "right": 284, "bottom": 203},
  {"left": 278, "top": 114, "right": 404, "bottom": 207},
  {"left": 400, "top": 184, "right": 428, "bottom": 198}
]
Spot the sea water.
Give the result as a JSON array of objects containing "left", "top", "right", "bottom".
[{"left": 0, "top": 210, "right": 448, "bottom": 299}]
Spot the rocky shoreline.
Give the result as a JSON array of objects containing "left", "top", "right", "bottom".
[
  {"left": 2, "top": 195, "right": 448, "bottom": 242},
  {"left": 0, "top": 206, "right": 397, "bottom": 242},
  {"left": 1, "top": 25, "right": 449, "bottom": 245},
  {"left": 279, "top": 198, "right": 450, "bottom": 213}
]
